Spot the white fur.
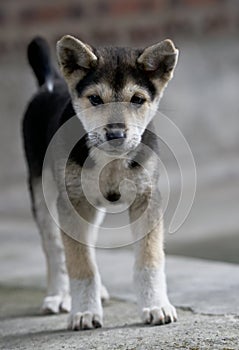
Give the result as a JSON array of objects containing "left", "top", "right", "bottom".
[
  {"left": 46, "top": 77, "right": 54, "bottom": 92},
  {"left": 42, "top": 294, "right": 71, "bottom": 314},
  {"left": 134, "top": 266, "right": 177, "bottom": 324},
  {"left": 69, "top": 277, "right": 103, "bottom": 330},
  {"left": 55, "top": 194, "right": 108, "bottom": 329},
  {"left": 100, "top": 284, "right": 110, "bottom": 302}
]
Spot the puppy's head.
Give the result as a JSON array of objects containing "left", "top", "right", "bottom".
[{"left": 57, "top": 35, "right": 178, "bottom": 154}]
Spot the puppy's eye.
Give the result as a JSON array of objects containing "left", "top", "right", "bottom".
[
  {"left": 88, "top": 95, "right": 104, "bottom": 106},
  {"left": 130, "top": 95, "right": 146, "bottom": 106}
]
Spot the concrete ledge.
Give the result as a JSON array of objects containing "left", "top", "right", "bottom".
[
  {"left": 97, "top": 250, "right": 239, "bottom": 315},
  {"left": 1, "top": 250, "right": 239, "bottom": 349}
]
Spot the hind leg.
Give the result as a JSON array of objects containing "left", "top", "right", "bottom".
[{"left": 30, "top": 175, "right": 71, "bottom": 314}]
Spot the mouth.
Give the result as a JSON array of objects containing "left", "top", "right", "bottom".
[
  {"left": 87, "top": 131, "right": 141, "bottom": 155},
  {"left": 97, "top": 142, "right": 127, "bottom": 156}
]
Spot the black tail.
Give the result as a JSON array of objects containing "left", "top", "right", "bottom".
[{"left": 27, "top": 37, "right": 59, "bottom": 92}]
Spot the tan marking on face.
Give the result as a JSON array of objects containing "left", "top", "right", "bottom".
[
  {"left": 121, "top": 81, "right": 152, "bottom": 103},
  {"left": 80, "top": 83, "right": 114, "bottom": 106},
  {"left": 78, "top": 80, "right": 153, "bottom": 106}
]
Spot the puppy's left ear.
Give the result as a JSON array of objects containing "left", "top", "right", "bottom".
[{"left": 137, "top": 39, "right": 179, "bottom": 81}]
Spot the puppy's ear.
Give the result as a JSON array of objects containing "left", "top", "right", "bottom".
[
  {"left": 57, "top": 35, "right": 98, "bottom": 78},
  {"left": 137, "top": 39, "right": 179, "bottom": 81}
]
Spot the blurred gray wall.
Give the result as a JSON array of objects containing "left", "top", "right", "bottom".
[{"left": 0, "top": 0, "right": 239, "bottom": 263}]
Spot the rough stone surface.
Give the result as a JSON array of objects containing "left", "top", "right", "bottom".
[
  {"left": 1, "top": 250, "right": 239, "bottom": 349},
  {"left": 0, "top": 295, "right": 238, "bottom": 350},
  {"left": 2, "top": 244, "right": 239, "bottom": 317}
]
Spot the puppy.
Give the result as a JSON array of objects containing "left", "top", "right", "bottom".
[{"left": 23, "top": 35, "right": 179, "bottom": 330}]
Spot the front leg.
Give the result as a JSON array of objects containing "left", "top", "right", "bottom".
[
  {"left": 58, "top": 197, "right": 105, "bottom": 330},
  {"left": 129, "top": 191, "right": 177, "bottom": 325}
]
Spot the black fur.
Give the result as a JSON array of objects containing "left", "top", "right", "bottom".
[
  {"left": 27, "top": 37, "right": 59, "bottom": 87},
  {"left": 76, "top": 47, "right": 156, "bottom": 100},
  {"left": 24, "top": 37, "right": 96, "bottom": 175},
  {"left": 105, "top": 192, "right": 121, "bottom": 202}
]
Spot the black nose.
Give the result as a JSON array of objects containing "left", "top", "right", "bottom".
[
  {"left": 106, "top": 130, "right": 126, "bottom": 141},
  {"left": 105, "top": 124, "right": 126, "bottom": 145}
]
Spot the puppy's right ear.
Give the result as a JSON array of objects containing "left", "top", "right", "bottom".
[
  {"left": 56, "top": 35, "right": 98, "bottom": 79},
  {"left": 137, "top": 39, "right": 178, "bottom": 82}
]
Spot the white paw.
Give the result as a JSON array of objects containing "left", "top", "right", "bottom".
[
  {"left": 100, "top": 284, "right": 110, "bottom": 302},
  {"left": 142, "top": 303, "right": 177, "bottom": 325},
  {"left": 69, "top": 311, "right": 103, "bottom": 330},
  {"left": 41, "top": 294, "right": 71, "bottom": 314}
]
